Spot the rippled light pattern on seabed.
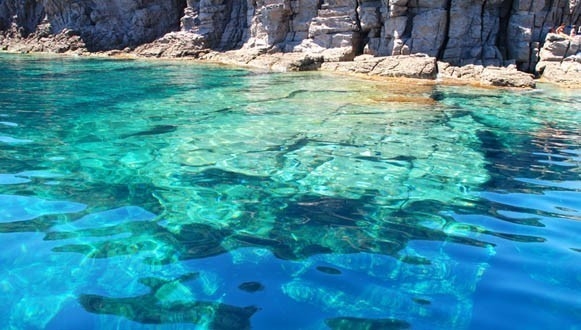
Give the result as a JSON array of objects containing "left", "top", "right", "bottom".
[{"left": 0, "top": 54, "right": 579, "bottom": 330}]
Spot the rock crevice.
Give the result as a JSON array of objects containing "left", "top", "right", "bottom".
[{"left": 1, "top": 0, "right": 579, "bottom": 86}]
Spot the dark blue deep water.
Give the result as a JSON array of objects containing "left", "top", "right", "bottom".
[{"left": 0, "top": 54, "right": 579, "bottom": 330}]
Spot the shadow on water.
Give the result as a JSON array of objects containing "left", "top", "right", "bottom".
[
  {"left": 476, "top": 124, "right": 580, "bottom": 217},
  {"left": 79, "top": 273, "right": 258, "bottom": 330},
  {"left": 41, "top": 188, "right": 492, "bottom": 265},
  {"left": 15, "top": 163, "right": 500, "bottom": 328},
  {"left": 248, "top": 196, "right": 494, "bottom": 261},
  {"left": 3, "top": 60, "right": 580, "bottom": 329},
  {"left": 46, "top": 221, "right": 231, "bottom": 264},
  {"left": 434, "top": 91, "right": 581, "bottom": 328},
  {"left": 325, "top": 316, "right": 410, "bottom": 330},
  {"left": 119, "top": 124, "right": 178, "bottom": 139},
  {"left": 4, "top": 125, "right": 573, "bottom": 329}
]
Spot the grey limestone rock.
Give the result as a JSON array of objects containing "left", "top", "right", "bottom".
[
  {"left": 1, "top": 0, "right": 186, "bottom": 51},
  {"left": 536, "top": 33, "right": 581, "bottom": 86},
  {"left": 321, "top": 54, "right": 438, "bottom": 79},
  {"left": 1, "top": 0, "right": 580, "bottom": 85},
  {"left": 437, "top": 61, "right": 536, "bottom": 88},
  {"left": 480, "top": 66, "right": 536, "bottom": 88},
  {"left": 132, "top": 31, "right": 209, "bottom": 58},
  {"left": 203, "top": 50, "right": 324, "bottom": 72}
]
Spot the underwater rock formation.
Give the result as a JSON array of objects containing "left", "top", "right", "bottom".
[
  {"left": 78, "top": 273, "right": 259, "bottom": 329},
  {"left": 325, "top": 316, "right": 410, "bottom": 330},
  {"left": 1, "top": 0, "right": 580, "bottom": 83}
]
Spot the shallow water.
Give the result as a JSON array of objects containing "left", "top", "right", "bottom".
[{"left": 0, "top": 53, "right": 579, "bottom": 330}]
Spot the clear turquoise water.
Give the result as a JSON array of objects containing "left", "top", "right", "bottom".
[{"left": 0, "top": 53, "right": 579, "bottom": 330}]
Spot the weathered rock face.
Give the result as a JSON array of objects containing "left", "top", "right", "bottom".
[
  {"left": 0, "top": 0, "right": 44, "bottom": 34},
  {"left": 536, "top": 32, "right": 581, "bottom": 86},
  {"left": 437, "top": 60, "right": 536, "bottom": 88},
  {"left": 0, "top": 0, "right": 186, "bottom": 51},
  {"left": 321, "top": 54, "right": 438, "bottom": 79},
  {"left": 176, "top": 0, "right": 580, "bottom": 71},
  {"left": 1, "top": 0, "right": 580, "bottom": 75}
]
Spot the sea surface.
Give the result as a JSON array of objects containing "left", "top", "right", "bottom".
[{"left": 0, "top": 53, "right": 579, "bottom": 330}]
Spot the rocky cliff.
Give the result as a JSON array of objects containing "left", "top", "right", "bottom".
[
  {"left": 536, "top": 31, "right": 581, "bottom": 85},
  {"left": 1, "top": 0, "right": 580, "bottom": 75},
  {"left": 0, "top": 0, "right": 186, "bottom": 51}
]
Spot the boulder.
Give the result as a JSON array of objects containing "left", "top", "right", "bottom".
[
  {"left": 133, "top": 32, "right": 208, "bottom": 58},
  {"left": 536, "top": 33, "right": 581, "bottom": 87},
  {"left": 538, "top": 61, "right": 581, "bottom": 87},
  {"left": 480, "top": 66, "right": 536, "bottom": 88},
  {"left": 321, "top": 54, "right": 438, "bottom": 79},
  {"left": 201, "top": 49, "right": 324, "bottom": 72},
  {"left": 438, "top": 62, "right": 536, "bottom": 88}
]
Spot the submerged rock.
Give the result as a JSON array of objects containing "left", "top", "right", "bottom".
[
  {"left": 79, "top": 273, "right": 258, "bottom": 329},
  {"left": 120, "top": 124, "right": 178, "bottom": 139},
  {"left": 325, "top": 317, "right": 410, "bottom": 330},
  {"left": 238, "top": 281, "right": 265, "bottom": 293},
  {"left": 316, "top": 266, "right": 342, "bottom": 275}
]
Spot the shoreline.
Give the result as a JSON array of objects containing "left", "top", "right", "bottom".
[
  {"left": 1, "top": 0, "right": 579, "bottom": 90},
  {"left": 1, "top": 46, "right": 578, "bottom": 90}
]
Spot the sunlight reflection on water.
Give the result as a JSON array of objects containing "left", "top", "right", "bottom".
[{"left": 0, "top": 54, "right": 580, "bottom": 330}]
